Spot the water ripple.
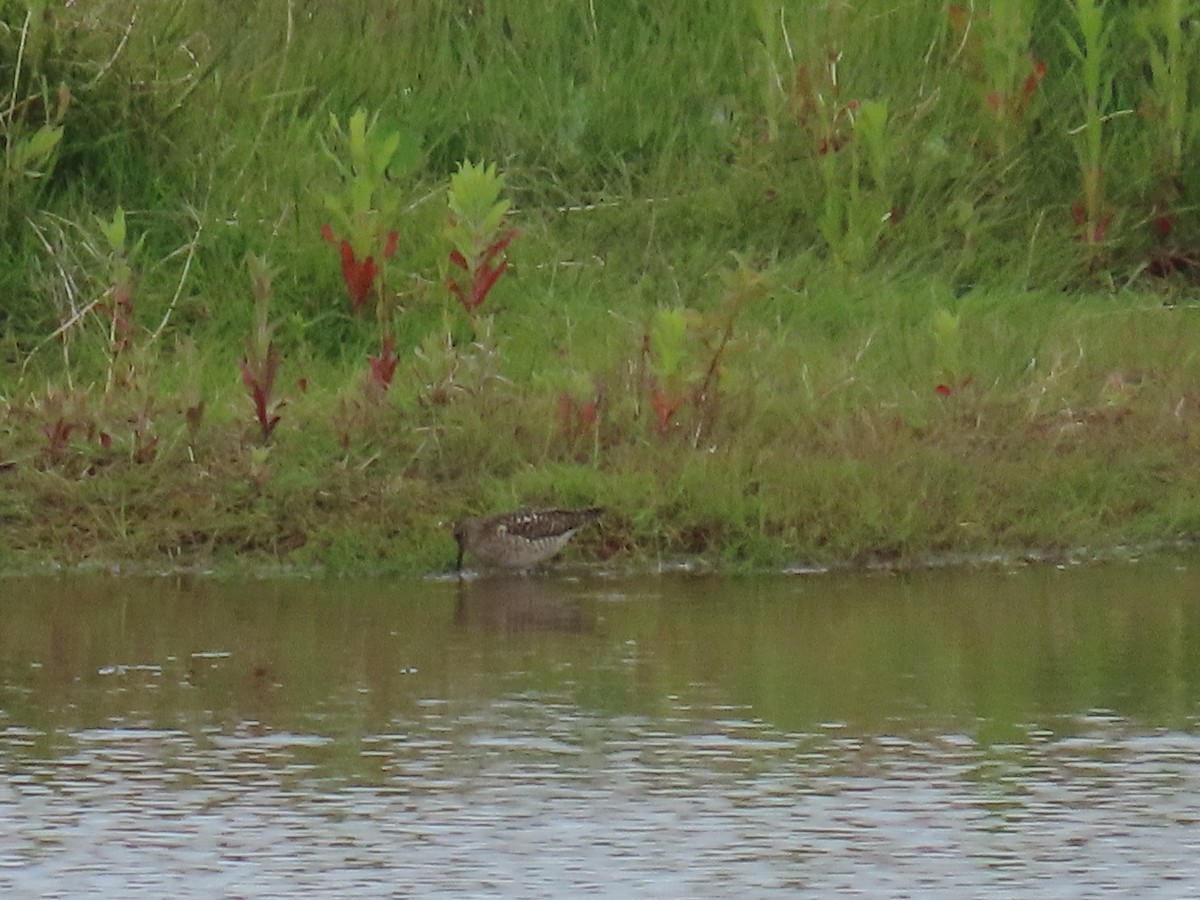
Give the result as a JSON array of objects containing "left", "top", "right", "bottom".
[{"left": 1, "top": 707, "right": 1199, "bottom": 897}]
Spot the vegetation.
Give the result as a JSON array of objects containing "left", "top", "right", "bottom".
[{"left": 2, "top": 0, "right": 1200, "bottom": 575}]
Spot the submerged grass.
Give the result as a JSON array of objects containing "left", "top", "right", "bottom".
[{"left": 2, "top": 1, "right": 1200, "bottom": 574}]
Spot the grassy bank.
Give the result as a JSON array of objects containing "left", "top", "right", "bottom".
[{"left": 2, "top": 2, "right": 1200, "bottom": 574}]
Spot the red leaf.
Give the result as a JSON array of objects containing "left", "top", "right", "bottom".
[
  {"left": 321, "top": 223, "right": 336, "bottom": 243},
  {"left": 486, "top": 228, "right": 519, "bottom": 257},
  {"left": 384, "top": 230, "right": 399, "bottom": 259},
  {"left": 1023, "top": 59, "right": 1047, "bottom": 98},
  {"left": 1076, "top": 210, "right": 1112, "bottom": 245},
  {"left": 445, "top": 276, "right": 467, "bottom": 309},
  {"left": 241, "top": 344, "right": 282, "bottom": 441},
  {"left": 367, "top": 334, "right": 399, "bottom": 391},
  {"left": 471, "top": 259, "right": 508, "bottom": 310},
  {"left": 650, "top": 386, "right": 687, "bottom": 432},
  {"left": 556, "top": 393, "right": 575, "bottom": 433},
  {"left": 447, "top": 230, "right": 518, "bottom": 313},
  {"left": 339, "top": 242, "right": 377, "bottom": 310},
  {"left": 557, "top": 393, "right": 600, "bottom": 441}
]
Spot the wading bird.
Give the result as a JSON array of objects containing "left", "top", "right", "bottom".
[{"left": 453, "top": 507, "right": 603, "bottom": 573}]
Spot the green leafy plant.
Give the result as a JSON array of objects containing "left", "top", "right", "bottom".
[
  {"left": 321, "top": 108, "right": 422, "bottom": 398},
  {"left": 814, "top": 96, "right": 894, "bottom": 268},
  {"left": 21, "top": 205, "right": 145, "bottom": 393},
  {"left": 95, "top": 207, "right": 143, "bottom": 392},
  {"left": 557, "top": 381, "right": 603, "bottom": 462},
  {"left": 240, "top": 254, "right": 284, "bottom": 444},
  {"left": 646, "top": 306, "right": 694, "bottom": 436},
  {"left": 411, "top": 318, "right": 505, "bottom": 410},
  {"left": 320, "top": 108, "right": 420, "bottom": 315},
  {"left": 1134, "top": 0, "right": 1200, "bottom": 245},
  {"left": 932, "top": 308, "right": 965, "bottom": 396},
  {"left": 947, "top": 3, "right": 1045, "bottom": 158},
  {"left": 1062, "top": 0, "right": 1116, "bottom": 245},
  {"left": 644, "top": 263, "right": 767, "bottom": 443},
  {"left": 0, "top": 5, "right": 67, "bottom": 237},
  {"left": 444, "top": 159, "right": 518, "bottom": 323},
  {"left": 755, "top": 25, "right": 896, "bottom": 269}
]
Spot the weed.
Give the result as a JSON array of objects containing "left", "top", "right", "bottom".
[
  {"left": 21, "top": 206, "right": 146, "bottom": 390},
  {"left": 320, "top": 108, "right": 419, "bottom": 315},
  {"left": 556, "top": 383, "right": 603, "bottom": 462},
  {"left": 366, "top": 333, "right": 400, "bottom": 398},
  {"left": 1133, "top": 0, "right": 1200, "bottom": 248},
  {"left": 240, "top": 254, "right": 284, "bottom": 444},
  {"left": 0, "top": 6, "right": 65, "bottom": 237},
  {"left": 444, "top": 160, "right": 518, "bottom": 323},
  {"left": 932, "top": 308, "right": 964, "bottom": 396},
  {"left": 643, "top": 262, "right": 766, "bottom": 445},
  {"left": 1062, "top": 0, "right": 1117, "bottom": 246},
  {"left": 94, "top": 207, "right": 143, "bottom": 391},
  {"left": 411, "top": 319, "right": 506, "bottom": 410},
  {"left": 947, "top": 3, "right": 1046, "bottom": 159}
]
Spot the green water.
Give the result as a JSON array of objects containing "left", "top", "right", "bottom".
[{"left": 1, "top": 560, "right": 1199, "bottom": 895}]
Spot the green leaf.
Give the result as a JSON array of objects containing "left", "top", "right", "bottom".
[
  {"left": 371, "top": 130, "right": 401, "bottom": 177},
  {"left": 933, "top": 308, "right": 959, "bottom": 344},
  {"left": 12, "top": 124, "right": 62, "bottom": 172},
  {"left": 348, "top": 108, "right": 369, "bottom": 164},
  {"left": 447, "top": 159, "right": 508, "bottom": 230},
  {"left": 99, "top": 207, "right": 127, "bottom": 253},
  {"left": 1058, "top": 23, "right": 1083, "bottom": 63},
  {"left": 651, "top": 308, "right": 691, "bottom": 379}
]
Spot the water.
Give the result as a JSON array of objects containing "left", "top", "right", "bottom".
[{"left": 2, "top": 559, "right": 1200, "bottom": 896}]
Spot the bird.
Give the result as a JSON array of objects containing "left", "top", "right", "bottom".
[{"left": 453, "top": 507, "right": 603, "bottom": 572}]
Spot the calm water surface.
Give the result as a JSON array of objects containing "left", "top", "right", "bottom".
[{"left": 2, "top": 558, "right": 1200, "bottom": 897}]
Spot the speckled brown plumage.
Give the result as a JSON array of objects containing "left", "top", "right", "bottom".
[{"left": 453, "top": 507, "right": 603, "bottom": 572}]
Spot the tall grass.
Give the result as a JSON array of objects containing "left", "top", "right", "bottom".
[{"left": 2, "top": 0, "right": 1200, "bottom": 572}]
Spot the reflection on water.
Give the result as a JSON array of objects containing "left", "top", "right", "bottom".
[
  {"left": 454, "top": 575, "right": 594, "bottom": 634},
  {"left": 1, "top": 559, "right": 1200, "bottom": 895}
]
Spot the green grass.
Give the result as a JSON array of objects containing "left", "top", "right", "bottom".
[{"left": 2, "top": 1, "right": 1200, "bottom": 574}]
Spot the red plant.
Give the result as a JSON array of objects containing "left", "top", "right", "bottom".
[
  {"left": 322, "top": 224, "right": 399, "bottom": 312},
  {"left": 41, "top": 417, "right": 74, "bottom": 465},
  {"left": 557, "top": 390, "right": 601, "bottom": 445},
  {"left": 367, "top": 333, "right": 399, "bottom": 392},
  {"left": 445, "top": 228, "right": 518, "bottom": 314},
  {"left": 791, "top": 63, "right": 859, "bottom": 156},
  {"left": 649, "top": 382, "right": 689, "bottom": 434},
  {"left": 1072, "top": 202, "right": 1113, "bottom": 244},
  {"left": 240, "top": 342, "right": 283, "bottom": 443},
  {"left": 1022, "top": 59, "right": 1048, "bottom": 101},
  {"left": 102, "top": 282, "right": 135, "bottom": 356},
  {"left": 935, "top": 376, "right": 973, "bottom": 398},
  {"left": 982, "top": 57, "right": 1046, "bottom": 121}
]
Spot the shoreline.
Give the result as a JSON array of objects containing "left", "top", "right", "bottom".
[{"left": 2, "top": 535, "right": 1196, "bottom": 582}]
